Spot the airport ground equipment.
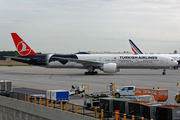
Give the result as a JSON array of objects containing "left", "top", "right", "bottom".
[
  {"left": 156, "top": 105, "right": 180, "bottom": 120},
  {"left": 130, "top": 95, "right": 155, "bottom": 102},
  {"left": 175, "top": 83, "right": 180, "bottom": 103},
  {"left": 115, "top": 86, "right": 152, "bottom": 98},
  {"left": 83, "top": 91, "right": 111, "bottom": 109},
  {"left": 46, "top": 90, "right": 69, "bottom": 102},
  {"left": 128, "top": 101, "right": 151, "bottom": 118},
  {"left": 70, "top": 85, "right": 85, "bottom": 95},
  {"left": 151, "top": 89, "right": 168, "bottom": 102},
  {"left": 115, "top": 86, "right": 137, "bottom": 98},
  {"left": 140, "top": 103, "right": 162, "bottom": 120},
  {"left": 0, "top": 80, "right": 13, "bottom": 96},
  {"left": 29, "top": 94, "right": 45, "bottom": 100},
  {"left": 106, "top": 82, "right": 117, "bottom": 97},
  {"left": 135, "top": 88, "right": 151, "bottom": 96},
  {"left": 83, "top": 83, "right": 116, "bottom": 109},
  {"left": 100, "top": 98, "right": 135, "bottom": 117},
  {"left": 115, "top": 86, "right": 168, "bottom": 102}
]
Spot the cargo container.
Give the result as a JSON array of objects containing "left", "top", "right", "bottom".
[
  {"left": 99, "top": 98, "right": 114, "bottom": 118},
  {"left": 112, "top": 98, "right": 135, "bottom": 116},
  {"left": 151, "top": 89, "right": 168, "bottom": 102},
  {"left": 46, "top": 90, "right": 69, "bottom": 102},
  {"left": 128, "top": 101, "right": 150, "bottom": 117},
  {"left": 0, "top": 80, "right": 13, "bottom": 96},
  {"left": 100, "top": 98, "right": 114, "bottom": 112},
  {"left": 0, "top": 80, "right": 12, "bottom": 92},
  {"left": 140, "top": 103, "right": 162, "bottom": 120},
  {"left": 100, "top": 98, "right": 135, "bottom": 118},
  {"left": 135, "top": 88, "right": 151, "bottom": 96},
  {"left": 130, "top": 95, "right": 155, "bottom": 102},
  {"left": 156, "top": 105, "right": 180, "bottom": 120}
]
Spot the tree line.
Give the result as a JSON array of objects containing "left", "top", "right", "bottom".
[
  {"left": 0, "top": 51, "right": 42, "bottom": 60},
  {"left": 0, "top": 51, "right": 18, "bottom": 60}
]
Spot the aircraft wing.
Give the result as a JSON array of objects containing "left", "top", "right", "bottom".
[
  {"left": 52, "top": 57, "right": 103, "bottom": 66},
  {"left": 4, "top": 56, "right": 30, "bottom": 61}
]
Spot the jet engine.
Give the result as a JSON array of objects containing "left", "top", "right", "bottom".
[{"left": 101, "top": 63, "right": 117, "bottom": 73}]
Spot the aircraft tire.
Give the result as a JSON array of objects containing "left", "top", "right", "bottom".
[
  {"left": 162, "top": 72, "right": 166, "bottom": 75},
  {"left": 84, "top": 71, "right": 98, "bottom": 75},
  {"left": 95, "top": 71, "right": 98, "bottom": 75}
]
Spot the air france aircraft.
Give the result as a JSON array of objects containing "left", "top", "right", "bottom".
[
  {"left": 129, "top": 39, "right": 180, "bottom": 64},
  {"left": 6, "top": 33, "right": 178, "bottom": 75}
]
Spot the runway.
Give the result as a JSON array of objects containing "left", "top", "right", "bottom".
[{"left": 0, "top": 66, "right": 179, "bottom": 103}]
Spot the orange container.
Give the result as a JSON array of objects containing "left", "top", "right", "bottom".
[
  {"left": 151, "top": 89, "right": 168, "bottom": 102},
  {"left": 135, "top": 88, "right": 151, "bottom": 96}
]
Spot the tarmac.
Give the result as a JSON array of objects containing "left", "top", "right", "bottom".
[{"left": 0, "top": 66, "right": 179, "bottom": 105}]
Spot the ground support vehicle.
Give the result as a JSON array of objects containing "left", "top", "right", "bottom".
[
  {"left": 69, "top": 85, "right": 85, "bottom": 95},
  {"left": 83, "top": 91, "right": 111, "bottom": 109},
  {"left": 115, "top": 86, "right": 136, "bottom": 98},
  {"left": 175, "top": 83, "right": 180, "bottom": 103},
  {"left": 46, "top": 90, "right": 69, "bottom": 103},
  {"left": 29, "top": 94, "right": 45, "bottom": 100}
]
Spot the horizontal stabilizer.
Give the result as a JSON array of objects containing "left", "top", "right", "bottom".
[{"left": 4, "top": 56, "right": 30, "bottom": 61}]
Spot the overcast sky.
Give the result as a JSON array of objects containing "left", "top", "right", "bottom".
[{"left": 1, "top": 0, "right": 180, "bottom": 54}]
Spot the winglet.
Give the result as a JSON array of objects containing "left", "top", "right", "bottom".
[
  {"left": 129, "top": 39, "right": 143, "bottom": 54},
  {"left": 11, "top": 33, "right": 37, "bottom": 56}
]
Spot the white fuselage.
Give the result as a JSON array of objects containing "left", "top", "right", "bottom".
[{"left": 46, "top": 54, "right": 177, "bottom": 69}]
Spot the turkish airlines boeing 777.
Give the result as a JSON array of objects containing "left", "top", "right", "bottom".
[{"left": 6, "top": 33, "right": 178, "bottom": 75}]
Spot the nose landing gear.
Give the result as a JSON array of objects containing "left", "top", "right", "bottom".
[{"left": 162, "top": 69, "right": 166, "bottom": 75}]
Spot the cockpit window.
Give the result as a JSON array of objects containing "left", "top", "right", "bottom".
[{"left": 171, "top": 59, "right": 174, "bottom": 61}]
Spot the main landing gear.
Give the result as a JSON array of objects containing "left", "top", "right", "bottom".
[
  {"left": 84, "top": 66, "right": 98, "bottom": 75},
  {"left": 84, "top": 71, "right": 98, "bottom": 75},
  {"left": 162, "top": 69, "right": 166, "bottom": 75}
]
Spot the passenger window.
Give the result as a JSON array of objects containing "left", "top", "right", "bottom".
[
  {"left": 122, "top": 87, "right": 128, "bottom": 91},
  {"left": 128, "top": 87, "right": 134, "bottom": 90}
]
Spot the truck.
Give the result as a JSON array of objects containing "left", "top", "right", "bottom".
[
  {"left": 115, "top": 86, "right": 136, "bottom": 98},
  {"left": 46, "top": 90, "right": 69, "bottom": 102},
  {"left": 115, "top": 86, "right": 151, "bottom": 98}
]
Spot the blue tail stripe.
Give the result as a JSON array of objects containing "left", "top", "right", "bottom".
[{"left": 129, "top": 39, "right": 143, "bottom": 54}]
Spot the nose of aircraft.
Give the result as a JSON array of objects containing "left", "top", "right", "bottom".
[{"left": 174, "top": 61, "right": 178, "bottom": 66}]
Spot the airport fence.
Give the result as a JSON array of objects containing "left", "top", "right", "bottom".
[{"left": 0, "top": 91, "right": 150, "bottom": 120}]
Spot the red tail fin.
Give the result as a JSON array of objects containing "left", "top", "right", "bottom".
[{"left": 11, "top": 33, "right": 37, "bottom": 56}]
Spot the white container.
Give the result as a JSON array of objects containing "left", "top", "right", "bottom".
[{"left": 46, "top": 90, "right": 69, "bottom": 102}]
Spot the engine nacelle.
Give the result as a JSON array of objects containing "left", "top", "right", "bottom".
[{"left": 101, "top": 63, "right": 117, "bottom": 73}]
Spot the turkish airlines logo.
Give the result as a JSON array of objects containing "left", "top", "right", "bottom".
[{"left": 17, "top": 41, "right": 31, "bottom": 56}]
